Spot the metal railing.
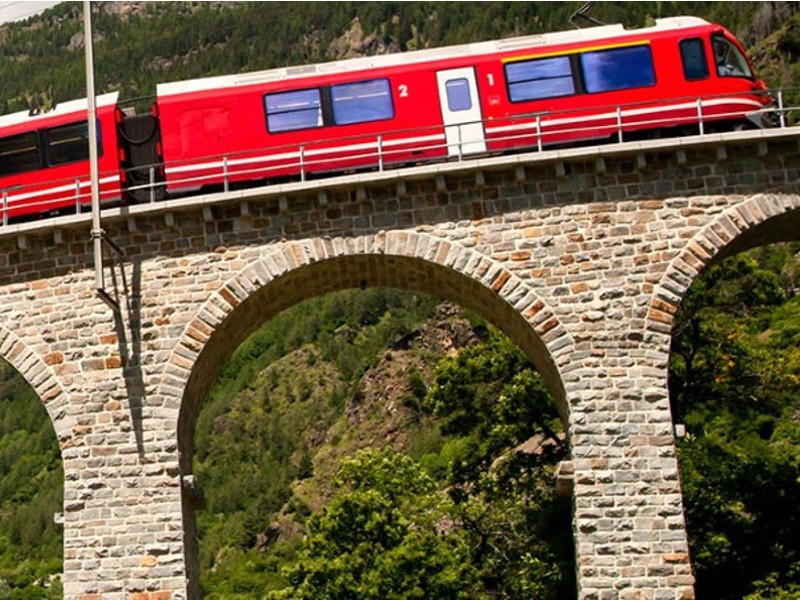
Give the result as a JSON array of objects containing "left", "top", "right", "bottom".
[{"left": 1, "top": 88, "right": 798, "bottom": 226}]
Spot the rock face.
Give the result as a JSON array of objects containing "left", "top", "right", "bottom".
[{"left": 326, "top": 16, "right": 402, "bottom": 60}]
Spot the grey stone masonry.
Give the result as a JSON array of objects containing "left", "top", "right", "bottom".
[{"left": 0, "top": 129, "right": 798, "bottom": 600}]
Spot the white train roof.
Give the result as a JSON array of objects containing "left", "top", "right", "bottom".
[
  {"left": 0, "top": 92, "right": 119, "bottom": 131},
  {"left": 157, "top": 16, "right": 712, "bottom": 97}
]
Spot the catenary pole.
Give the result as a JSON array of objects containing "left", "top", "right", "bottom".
[{"left": 83, "top": 0, "right": 104, "bottom": 293}]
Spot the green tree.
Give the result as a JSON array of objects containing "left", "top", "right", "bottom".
[
  {"left": 423, "top": 330, "right": 574, "bottom": 598},
  {"left": 273, "top": 448, "right": 477, "bottom": 599},
  {"left": 670, "top": 244, "right": 800, "bottom": 599}
]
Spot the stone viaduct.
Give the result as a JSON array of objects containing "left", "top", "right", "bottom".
[{"left": 0, "top": 128, "right": 799, "bottom": 600}]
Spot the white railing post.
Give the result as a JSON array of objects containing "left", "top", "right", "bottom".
[
  {"left": 457, "top": 126, "right": 463, "bottom": 160},
  {"left": 696, "top": 98, "right": 705, "bottom": 135},
  {"left": 778, "top": 89, "right": 786, "bottom": 128},
  {"left": 149, "top": 167, "right": 156, "bottom": 203},
  {"left": 223, "top": 156, "right": 229, "bottom": 193},
  {"left": 377, "top": 135, "right": 384, "bottom": 172},
  {"left": 616, "top": 106, "right": 623, "bottom": 142},
  {"left": 2, "top": 191, "right": 7, "bottom": 227},
  {"left": 300, "top": 145, "right": 306, "bottom": 182},
  {"left": 536, "top": 115, "right": 543, "bottom": 152},
  {"left": 75, "top": 178, "right": 82, "bottom": 214}
]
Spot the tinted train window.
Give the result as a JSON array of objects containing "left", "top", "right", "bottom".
[
  {"left": 505, "top": 56, "right": 575, "bottom": 102},
  {"left": 47, "top": 121, "right": 96, "bottom": 166},
  {"left": 445, "top": 78, "right": 472, "bottom": 112},
  {"left": 712, "top": 35, "right": 753, "bottom": 78},
  {"left": 581, "top": 45, "right": 655, "bottom": 93},
  {"left": 680, "top": 38, "right": 709, "bottom": 81},
  {"left": 0, "top": 131, "right": 40, "bottom": 177},
  {"left": 331, "top": 79, "right": 393, "bottom": 125},
  {"left": 265, "top": 88, "right": 323, "bottom": 133}
]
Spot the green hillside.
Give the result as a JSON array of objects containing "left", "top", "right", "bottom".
[
  {"left": 1, "top": 2, "right": 799, "bottom": 114},
  {"left": 195, "top": 291, "right": 572, "bottom": 598},
  {"left": 0, "top": 362, "right": 62, "bottom": 599}
]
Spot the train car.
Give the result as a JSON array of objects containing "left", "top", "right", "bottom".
[
  {"left": 153, "top": 16, "right": 770, "bottom": 197},
  {"left": 0, "top": 92, "right": 123, "bottom": 223}
]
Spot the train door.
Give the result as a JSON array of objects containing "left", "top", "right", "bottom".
[{"left": 436, "top": 67, "right": 487, "bottom": 156}]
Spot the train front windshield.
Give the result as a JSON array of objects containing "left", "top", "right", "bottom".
[{"left": 712, "top": 35, "right": 753, "bottom": 78}]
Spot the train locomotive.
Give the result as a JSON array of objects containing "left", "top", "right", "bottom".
[{"left": 0, "top": 16, "right": 772, "bottom": 223}]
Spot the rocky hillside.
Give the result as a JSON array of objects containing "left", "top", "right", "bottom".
[
  {"left": 195, "top": 296, "right": 493, "bottom": 586},
  {"left": 2, "top": 2, "right": 799, "bottom": 116}
]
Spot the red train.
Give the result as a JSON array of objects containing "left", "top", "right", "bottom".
[{"left": 0, "top": 16, "right": 773, "bottom": 223}]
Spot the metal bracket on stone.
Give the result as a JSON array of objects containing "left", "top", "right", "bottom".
[
  {"left": 182, "top": 474, "right": 205, "bottom": 507},
  {"left": 555, "top": 460, "right": 575, "bottom": 497}
]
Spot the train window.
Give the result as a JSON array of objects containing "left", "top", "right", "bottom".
[
  {"left": 331, "top": 79, "right": 394, "bottom": 125},
  {"left": 445, "top": 78, "right": 472, "bottom": 112},
  {"left": 712, "top": 36, "right": 753, "bottom": 78},
  {"left": 680, "top": 38, "right": 709, "bottom": 81},
  {"left": 581, "top": 45, "right": 656, "bottom": 93},
  {"left": 505, "top": 56, "right": 575, "bottom": 102},
  {"left": 265, "top": 88, "right": 323, "bottom": 133},
  {"left": 47, "top": 121, "right": 97, "bottom": 166},
  {"left": 0, "top": 131, "right": 41, "bottom": 177}
]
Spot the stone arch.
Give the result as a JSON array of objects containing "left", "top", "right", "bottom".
[
  {"left": 161, "top": 230, "right": 575, "bottom": 597},
  {"left": 646, "top": 193, "right": 800, "bottom": 343},
  {"left": 0, "top": 325, "right": 69, "bottom": 443},
  {"left": 0, "top": 323, "right": 66, "bottom": 598},
  {"left": 165, "top": 231, "right": 574, "bottom": 460}
]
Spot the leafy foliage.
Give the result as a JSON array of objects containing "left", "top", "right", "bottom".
[
  {"left": 0, "top": 361, "right": 63, "bottom": 598},
  {"left": 250, "top": 323, "right": 573, "bottom": 600},
  {"left": 670, "top": 243, "right": 800, "bottom": 599},
  {"left": 195, "top": 289, "right": 444, "bottom": 594},
  {"left": 272, "top": 449, "right": 476, "bottom": 600},
  {"left": 422, "top": 332, "right": 573, "bottom": 599},
  {"left": 425, "top": 332, "right": 562, "bottom": 452}
]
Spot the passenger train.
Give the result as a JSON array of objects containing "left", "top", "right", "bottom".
[{"left": 0, "top": 16, "right": 773, "bottom": 223}]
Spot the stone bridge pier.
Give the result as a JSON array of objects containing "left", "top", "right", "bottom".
[{"left": 0, "top": 129, "right": 798, "bottom": 599}]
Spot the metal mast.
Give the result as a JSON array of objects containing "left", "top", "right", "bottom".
[{"left": 83, "top": 0, "right": 118, "bottom": 310}]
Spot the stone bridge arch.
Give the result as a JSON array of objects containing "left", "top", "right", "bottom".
[
  {"left": 167, "top": 230, "right": 574, "bottom": 460},
  {"left": 0, "top": 325, "right": 68, "bottom": 443},
  {"left": 647, "top": 193, "right": 800, "bottom": 345},
  {"left": 160, "top": 230, "right": 575, "bottom": 598}
]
